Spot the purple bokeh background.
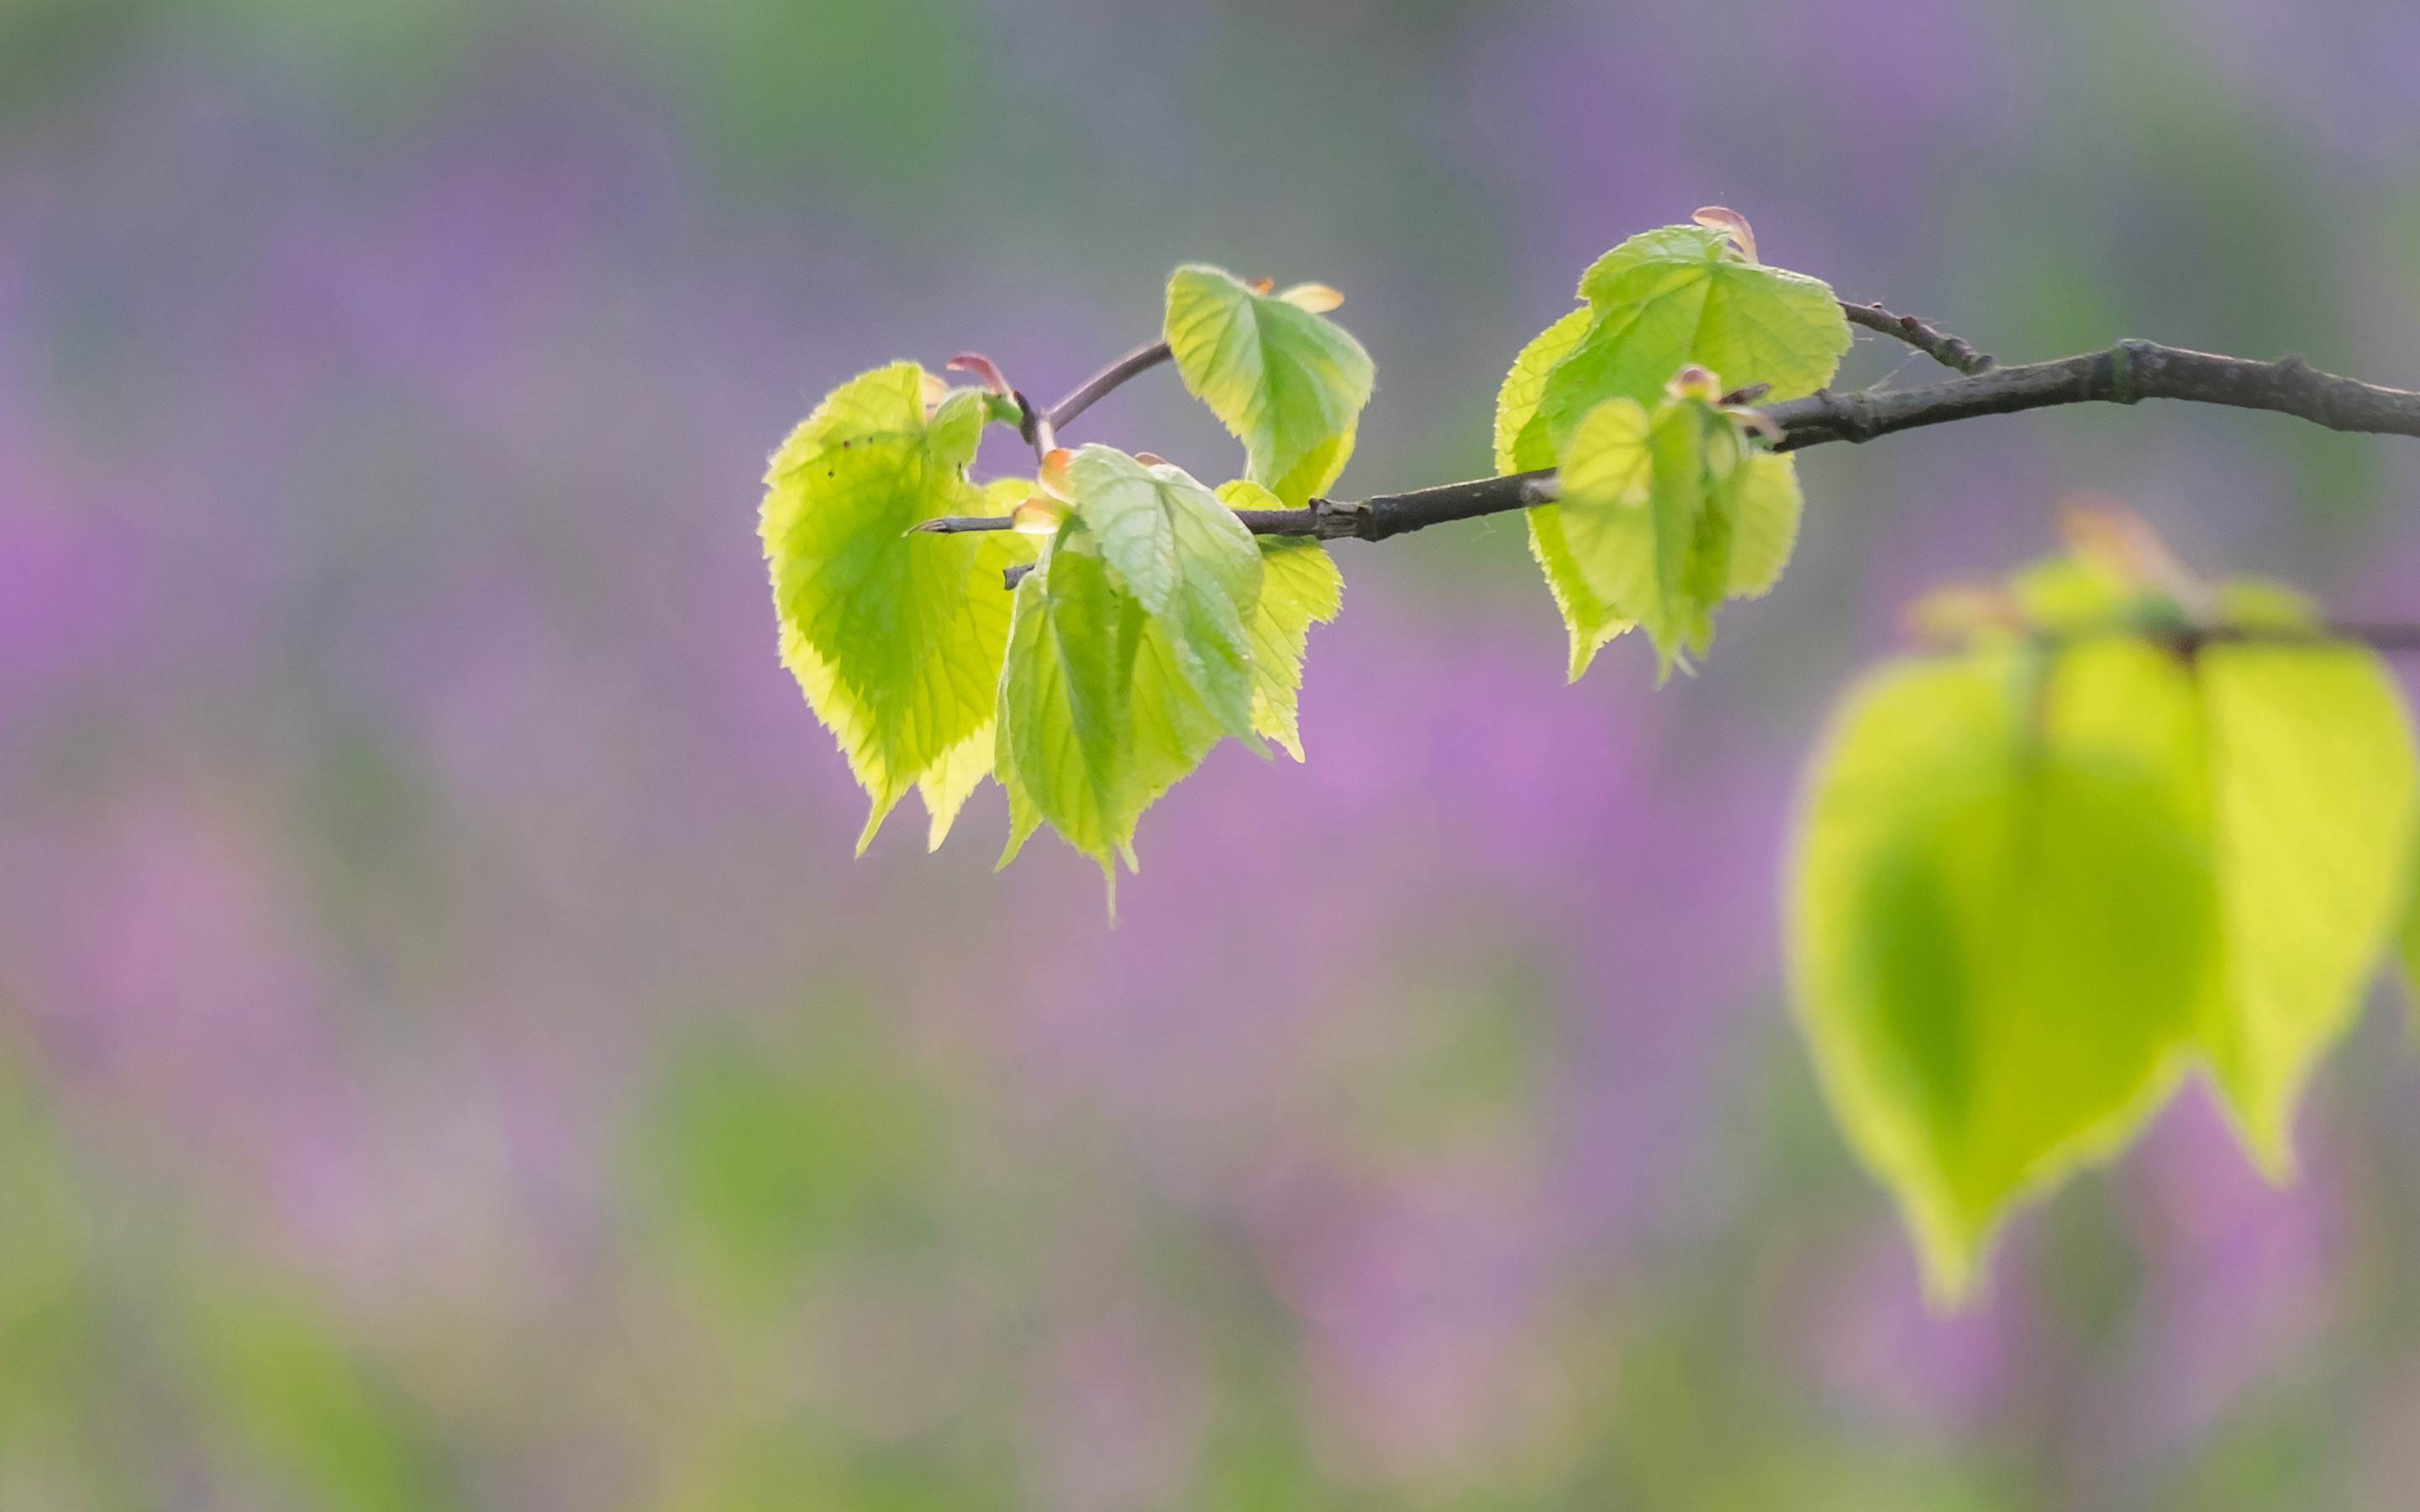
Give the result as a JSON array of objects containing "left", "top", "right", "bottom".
[{"left": 3, "top": 1, "right": 2419, "bottom": 1505}]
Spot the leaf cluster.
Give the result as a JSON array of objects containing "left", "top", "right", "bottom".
[
  {"left": 761, "top": 215, "right": 2420, "bottom": 1301},
  {"left": 1791, "top": 515, "right": 2420, "bottom": 1299},
  {"left": 760, "top": 271, "right": 1364, "bottom": 894}
]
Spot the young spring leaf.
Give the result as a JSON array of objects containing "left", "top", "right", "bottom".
[
  {"left": 1165, "top": 265, "right": 1376, "bottom": 506},
  {"left": 993, "top": 451, "right": 1275, "bottom": 890},
  {"left": 1512, "top": 220, "right": 1851, "bottom": 465},
  {"left": 1495, "top": 306, "right": 1592, "bottom": 476},
  {"left": 994, "top": 531, "right": 1150, "bottom": 883},
  {"left": 1550, "top": 381, "right": 1790, "bottom": 678},
  {"left": 1065, "top": 445, "right": 1265, "bottom": 745},
  {"left": 1790, "top": 639, "right": 2216, "bottom": 1303},
  {"left": 760, "top": 363, "right": 1032, "bottom": 853},
  {"left": 2196, "top": 631, "right": 2418, "bottom": 1174},
  {"left": 1218, "top": 480, "right": 1344, "bottom": 759},
  {"left": 1495, "top": 307, "right": 1634, "bottom": 678},
  {"left": 1726, "top": 453, "right": 1803, "bottom": 598}
]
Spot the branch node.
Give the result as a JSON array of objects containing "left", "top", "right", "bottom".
[
  {"left": 2108, "top": 339, "right": 2148, "bottom": 406},
  {"left": 1313, "top": 498, "right": 1375, "bottom": 541}
]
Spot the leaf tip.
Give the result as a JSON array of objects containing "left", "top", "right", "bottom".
[
  {"left": 1691, "top": 206, "right": 1760, "bottom": 265},
  {"left": 946, "top": 352, "right": 1012, "bottom": 396},
  {"left": 1277, "top": 282, "right": 1345, "bottom": 313}
]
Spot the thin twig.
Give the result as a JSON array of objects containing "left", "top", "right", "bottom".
[
  {"left": 1047, "top": 341, "right": 1174, "bottom": 433},
  {"left": 1842, "top": 302, "right": 1996, "bottom": 375}
]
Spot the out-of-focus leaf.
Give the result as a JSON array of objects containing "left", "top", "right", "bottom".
[
  {"left": 2401, "top": 828, "right": 2420, "bottom": 1026},
  {"left": 196, "top": 1302, "right": 460, "bottom": 1512},
  {"left": 1515, "top": 223, "right": 1850, "bottom": 463},
  {"left": 1165, "top": 265, "right": 1375, "bottom": 506},
  {"left": 634, "top": 1029, "right": 938, "bottom": 1302},
  {"left": 760, "top": 364, "right": 1032, "bottom": 853},
  {"left": 1789, "top": 640, "right": 2216, "bottom": 1303},
  {"left": 2197, "top": 640, "right": 2418, "bottom": 1174},
  {"left": 1218, "top": 480, "right": 1343, "bottom": 760}
]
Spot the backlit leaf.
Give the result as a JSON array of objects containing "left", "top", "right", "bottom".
[
  {"left": 760, "top": 363, "right": 1032, "bottom": 853},
  {"left": 995, "top": 454, "right": 1276, "bottom": 892},
  {"left": 1515, "top": 223, "right": 1849, "bottom": 465},
  {"left": 1790, "top": 639, "right": 2216, "bottom": 1302},
  {"left": 1726, "top": 453, "right": 1802, "bottom": 597},
  {"left": 2196, "top": 639, "right": 2418, "bottom": 1174},
  {"left": 1165, "top": 265, "right": 1376, "bottom": 506},
  {"left": 1495, "top": 306, "right": 1592, "bottom": 475},
  {"left": 2401, "top": 828, "right": 2420, "bottom": 1022},
  {"left": 1499, "top": 307, "right": 1628, "bottom": 676},
  {"left": 1069, "top": 445, "right": 1264, "bottom": 745},
  {"left": 995, "top": 532, "right": 1151, "bottom": 885},
  {"left": 1218, "top": 480, "right": 1344, "bottom": 759},
  {"left": 1551, "top": 390, "right": 1767, "bottom": 678}
]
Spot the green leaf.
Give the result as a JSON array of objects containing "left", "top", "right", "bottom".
[
  {"left": 2196, "top": 640, "right": 2418, "bottom": 1175},
  {"left": 1552, "top": 392, "right": 1764, "bottom": 679},
  {"left": 1516, "top": 223, "right": 1851, "bottom": 464},
  {"left": 760, "top": 364, "right": 1033, "bottom": 853},
  {"left": 994, "top": 456, "right": 1276, "bottom": 892},
  {"left": 1789, "top": 639, "right": 2217, "bottom": 1303},
  {"left": 1500, "top": 307, "right": 1628, "bottom": 677},
  {"left": 1526, "top": 506, "right": 1635, "bottom": 683},
  {"left": 1726, "top": 452, "right": 1802, "bottom": 597},
  {"left": 1495, "top": 306, "right": 1593, "bottom": 475},
  {"left": 2401, "top": 827, "right": 2420, "bottom": 1026},
  {"left": 995, "top": 532, "right": 1152, "bottom": 884},
  {"left": 1068, "top": 445, "right": 1264, "bottom": 745},
  {"left": 1165, "top": 265, "right": 1376, "bottom": 506},
  {"left": 1218, "top": 480, "right": 1344, "bottom": 759}
]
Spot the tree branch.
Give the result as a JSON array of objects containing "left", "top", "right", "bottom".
[
  {"left": 925, "top": 319, "right": 2420, "bottom": 580},
  {"left": 1765, "top": 343, "right": 2420, "bottom": 452},
  {"left": 1841, "top": 302, "right": 1996, "bottom": 375}
]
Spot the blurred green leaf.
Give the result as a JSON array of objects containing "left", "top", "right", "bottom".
[
  {"left": 2196, "top": 640, "right": 2417, "bottom": 1173},
  {"left": 760, "top": 365, "right": 1032, "bottom": 853},
  {"left": 1218, "top": 480, "right": 1343, "bottom": 760},
  {"left": 1165, "top": 266, "right": 1375, "bottom": 507},
  {"left": 1789, "top": 640, "right": 2216, "bottom": 1302},
  {"left": 0, "top": 1048, "right": 103, "bottom": 1448},
  {"left": 636, "top": 1032, "right": 940, "bottom": 1300},
  {"left": 195, "top": 1301, "right": 458, "bottom": 1512},
  {"left": 2402, "top": 827, "right": 2420, "bottom": 1023},
  {"left": 1515, "top": 223, "right": 1850, "bottom": 464}
]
